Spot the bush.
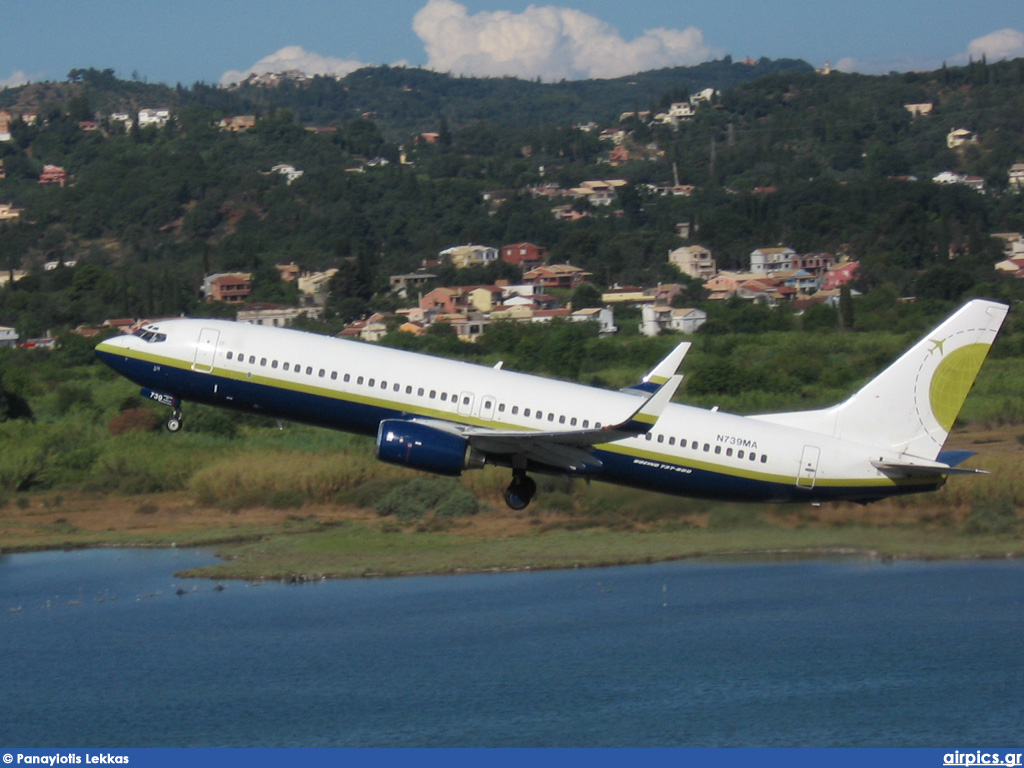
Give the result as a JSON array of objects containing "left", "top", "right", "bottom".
[
  {"left": 268, "top": 490, "right": 305, "bottom": 509},
  {"left": 376, "top": 476, "right": 479, "bottom": 520},
  {"left": 706, "top": 506, "right": 769, "bottom": 530},
  {"left": 108, "top": 408, "right": 160, "bottom": 436},
  {"left": 54, "top": 382, "right": 97, "bottom": 416},
  {"left": 963, "top": 497, "right": 1021, "bottom": 535}
]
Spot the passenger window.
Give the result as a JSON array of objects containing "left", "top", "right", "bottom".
[
  {"left": 680, "top": 439, "right": 687, "bottom": 448},
  {"left": 430, "top": 390, "right": 436, "bottom": 399},
  {"left": 283, "top": 362, "right": 290, "bottom": 371},
  {"left": 498, "top": 404, "right": 505, "bottom": 413},
  {"left": 537, "top": 412, "right": 544, "bottom": 420},
  {"left": 669, "top": 437, "right": 676, "bottom": 445},
  {"left": 405, "top": 385, "right": 412, "bottom": 394},
  {"left": 249, "top": 355, "right": 256, "bottom": 364},
  {"left": 368, "top": 379, "right": 375, "bottom": 387},
  {"left": 582, "top": 420, "right": 589, "bottom": 428},
  {"left": 331, "top": 372, "right": 337, "bottom": 380},
  {"left": 357, "top": 376, "right": 364, "bottom": 385},
  {"left": 306, "top": 366, "right": 313, "bottom": 375},
  {"left": 750, "top": 453, "right": 757, "bottom": 462},
  {"left": 760, "top": 455, "right": 768, "bottom": 463},
  {"left": 738, "top": 450, "right": 745, "bottom": 459},
  {"left": 512, "top": 406, "right": 519, "bottom": 415},
  {"left": 418, "top": 388, "right": 424, "bottom": 396},
  {"left": 657, "top": 434, "right": 664, "bottom": 443},
  {"left": 703, "top": 444, "right": 710, "bottom": 452},
  {"left": 260, "top": 358, "right": 267, "bottom": 366},
  {"left": 558, "top": 415, "right": 565, "bottom": 424},
  {"left": 548, "top": 414, "right": 554, "bottom": 422},
  {"left": 393, "top": 383, "right": 400, "bottom": 392},
  {"left": 319, "top": 369, "right": 325, "bottom": 378},
  {"left": 272, "top": 360, "right": 278, "bottom": 369},
  {"left": 344, "top": 374, "right": 351, "bottom": 383},
  {"left": 441, "top": 393, "right": 448, "bottom": 402},
  {"left": 226, "top": 351, "right": 233, "bottom": 360},
  {"left": 726, "top": 448, "right": 733, "bottom": 457},
  {"left": 381, "top": 381, "right": 388, "bottom": 389},
  {"left": 524, "top": 409, "right": 531, "bottom": 417},
  {"left": 714, "top": 446, "right": 721, "bottom": 455},
  {"left": 645, "top": 433, "right": 652, "bottom": 441}
]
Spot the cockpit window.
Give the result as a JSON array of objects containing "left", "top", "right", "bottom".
[{"left": 132, "top": 328, "right": 167, "bottom": 343}]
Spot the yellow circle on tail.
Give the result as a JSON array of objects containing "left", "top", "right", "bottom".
[{"left": 929, "top": 343, "right": 988, "bottom": 431}]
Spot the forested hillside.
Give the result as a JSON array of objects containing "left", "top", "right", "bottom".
[{"left": 1, "top": 57, "right": 1024, "bottom": 339}]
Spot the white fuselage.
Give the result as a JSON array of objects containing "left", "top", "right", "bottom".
[{"left": 95, "top": 318, "right": 944, "bottom": 504}]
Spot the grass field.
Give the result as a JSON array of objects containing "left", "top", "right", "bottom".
[{"left": 1, "top": 422, "right": 1021, "bottom": 581}]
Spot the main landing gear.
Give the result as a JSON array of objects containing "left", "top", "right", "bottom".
[{"left": 503, "top": 470, "right": 537, "bottom": 511}]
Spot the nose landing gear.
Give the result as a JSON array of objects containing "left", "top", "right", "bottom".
[
  {"left": 165, "top": 408, "right": 184, "bottom": 433},
  {"left": 504, "top": 471, "right": 537, "bottom": 510},
  {"left": 141, "top": 389, "right": 184, "bottom": 433}
]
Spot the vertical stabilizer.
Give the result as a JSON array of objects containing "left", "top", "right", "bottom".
[{"left": 753, "top": 300, "right": 1008, "bottom": 458}]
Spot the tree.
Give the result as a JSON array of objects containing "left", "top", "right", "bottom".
[
  {"left": 0, "top": 386, "right": 33, "bottom": 422},
  {"left": 570, "top": 282, "right": 602, "bottom": 309}
]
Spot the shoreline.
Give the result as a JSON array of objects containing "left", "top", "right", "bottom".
[{"left": 3, "top": 535, "right": 1022, "bottom": 584}]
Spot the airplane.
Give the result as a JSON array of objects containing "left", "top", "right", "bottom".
[{"left": 95, "top": 299, "right": 1008, "bottom": 510}]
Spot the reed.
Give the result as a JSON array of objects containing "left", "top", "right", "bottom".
[{"left": 188, "top": 448, "right": 407, "bottom": 508}]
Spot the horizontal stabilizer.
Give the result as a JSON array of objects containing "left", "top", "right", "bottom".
[{"left": 871, "top": 458, "right": 987, "bottom": 477}]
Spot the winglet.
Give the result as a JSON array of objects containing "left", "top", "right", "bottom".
[
  {"left": 622, "top": 342, "right": 690, "bottom": 394},
  {"left": 609, "top": 374, "right": 682, "bottom": 435}
]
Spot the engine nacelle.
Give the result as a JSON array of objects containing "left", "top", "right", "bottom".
[{"left": 375, "top": 420, "right": 485, "bottom": 476}]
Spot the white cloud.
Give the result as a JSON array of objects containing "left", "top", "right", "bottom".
[
  {"left": 0, "top": 70, "right": 30, "bottom": 90},
  {"left": 829, "top": 29, "right": 1024, "bottom": 75},
  {"left": 967, "top": 28, "right": 1024, "bottom": 62},
  {"left": 832, "top": 55, "right": 941, "bottom": 74},
  {"left": 412, "top": 0, "right": 720, "bottom": 81},
  {"left": 220, "top": 45, "right": 367, "bottom": 86}
]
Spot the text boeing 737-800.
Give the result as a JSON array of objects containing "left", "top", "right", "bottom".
[{"left": 95, "top": 299, "right": 1008, "bottom": 510}]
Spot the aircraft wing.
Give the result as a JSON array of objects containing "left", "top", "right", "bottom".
[{"left": 414, "top": 374, "right": 682, "bottom": 474}]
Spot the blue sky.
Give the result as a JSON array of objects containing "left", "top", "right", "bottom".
[{"left": 2, "top": 0, "right": 1022, "bottom": 89}]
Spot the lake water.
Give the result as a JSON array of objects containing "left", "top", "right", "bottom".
[{"left": 0, "top": 549, "right": 1021, "bottom": 747}]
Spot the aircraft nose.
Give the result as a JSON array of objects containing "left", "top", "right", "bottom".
[
  {"left": 94, "top": 334, "right": 132, "bottom": 366},
  {"left": 95, "top": 336, "right": 125, "bottom": 355}
]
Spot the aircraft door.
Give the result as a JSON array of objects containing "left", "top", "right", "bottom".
[
  {"left": 458, "top": 392, "right": 475, "bottom": 417},
  {"left": 193, "top": 328, "right": 220, "bottom": 373},
  {"left": 796, "top": 445, "right": 820, "bottom": 489},
  {"left": 480, "top": 395, "right": 496, "bottom": 421}
]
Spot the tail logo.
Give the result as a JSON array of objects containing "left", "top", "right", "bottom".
[{"left": 928, "top": 343, "right": 989, "bottom": 432}]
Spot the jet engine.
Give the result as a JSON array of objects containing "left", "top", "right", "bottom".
[{"left": 375, "top": 420, "right": 486, "bottom": 476}]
